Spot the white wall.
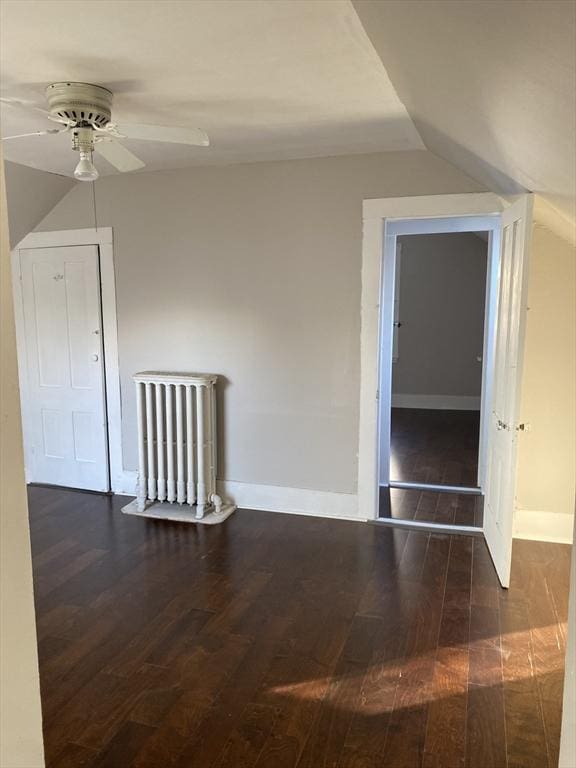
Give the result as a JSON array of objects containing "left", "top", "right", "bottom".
[
  {"left": 514, "top": 221, "right": 576, "bottom": 543},
  {"left": 0, "top": 152, "right": 45, "bottom": 765},
  {"left": 4, "top": 161, "right": 74, "bottom": 247},
  {"left": 392, "top": 232, "right": 487, "bottom": 404},
  {"left": 35, "top": 150, "right": 482, "bottom": 497}
]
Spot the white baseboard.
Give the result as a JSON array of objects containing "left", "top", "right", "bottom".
[
  {"left": 113, "top": 471, "right": 362, "bottom": 522},
  {"left": 514, "top": 509, "right": 574, "bottom": 544},
  {"left": 217, "top": 480, "right": 362, "bottom": 521},
  {"left": 114, "top": 470, "right": 137, "bottom": 496},
  {"left": 392, "top": 394, "right": 481, "bottom": 410}
]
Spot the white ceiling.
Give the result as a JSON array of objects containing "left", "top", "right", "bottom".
[
  {"left": 0, "top": 0, "right": 423, "bottom": 177},
  {"left": 3, "top": 0, "right": 573, "bottom": 230},
  {"left": 353, "top": 0, "right": 576, "bottom": 227}
]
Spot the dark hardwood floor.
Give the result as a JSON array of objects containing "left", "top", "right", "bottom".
[
  {"left": 29, "top": 486, "right": 570, "bottom": 768},
  {"left": 379, "top": 487, "right": 484, "bottom": 528},
  {"left": 390, "top": 408, "right": 481, "bottom": 487},
  {"left": 381, "top": 408, "right": 483, "bottom": 527}
]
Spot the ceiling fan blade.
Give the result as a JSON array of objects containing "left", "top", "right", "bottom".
[
  {"left": 1, "top": 96, "right": 44, "bottom": 110},
  {"left": 2, "top": 128, "right": 64, "bottom": 140},
  {"left": 114, "top": 122, "right": 209, "bottom": 147},
  {"left": 1, "top": 97, "right": 75, "bottom": 126},
  {"left": 95, "top": 140, "right": 146, "bottom": 172},
  {"left": 1, "top": 97, "right": 50, "bottom": 119}
]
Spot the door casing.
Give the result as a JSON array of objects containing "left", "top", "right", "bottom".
[{"left": 11, "top": 227, "right": 124, "bottom": 493}]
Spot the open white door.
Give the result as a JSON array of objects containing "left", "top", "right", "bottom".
[{"left": 484, "top": 195, "right": 533, "bottom": 587}]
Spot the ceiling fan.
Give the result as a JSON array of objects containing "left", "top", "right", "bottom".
[{"left": 1, "top": 82, "right": 209, "bottom": 181}]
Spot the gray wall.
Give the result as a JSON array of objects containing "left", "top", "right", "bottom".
[
  {"left": 35, "top": 150, "right": 482, "bottom": 494},
  {"left": 4, "top": 161, "right": 74, "bottom": 247},
  {"left": 392, "top": 232, "right": 487, "bottom": 398}
]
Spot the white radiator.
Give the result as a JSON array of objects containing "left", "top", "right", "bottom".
[{"left": 133, "top": 371, "right": 226, "bottom": 519}]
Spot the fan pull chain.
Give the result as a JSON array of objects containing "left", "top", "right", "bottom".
[{"left": 91, "top": 178, "right": 98, "bottom": 231}]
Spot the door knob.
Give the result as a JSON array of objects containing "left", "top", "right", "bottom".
[{"left": 92, "top": 354, "right": 99, "bottom": 362}]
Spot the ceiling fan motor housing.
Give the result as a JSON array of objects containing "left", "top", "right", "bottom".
[{"left": 46, "top": 82, "right": 113, "bottom": 128}]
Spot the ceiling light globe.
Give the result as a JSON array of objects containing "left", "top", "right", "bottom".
[{"left": 74, "top": 151, "right": 99, "bottom": 182}]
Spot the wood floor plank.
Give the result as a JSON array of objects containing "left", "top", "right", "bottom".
[
  {"left": 465, "top": 683, "right": 507, "bottom": 768},
  {"left": 295, "top": 658, "right": 365, "bottom": 768},
  {"left": 372, "top": 534, "right": 450, "bottom": 767},
  {"left": 389, "top": 408, "right": 481, "bottom": 489},
  {"left": 252, "top": 654, "right": 333, "bottom": 768},
  {"left": 214, "top": 703, "right": 281, "bottom": 768},
  {"left": 500, "top": 596, "right": 550, "bottom": 767},
  {"left": 130, "top": 691, "right": 213, "bottom": 768},
  {"left": 48, "top": 741, "right": 98, "bottom": 768},
  {"left": 173, "top": 612, "right": 293, "bottom": 767},
  {"left": 88, "top": 721, "right": 156, "bottom": 768},
  {"left": 381, "top": 410, "right": 484, "bottom": 528},
  {"left": 422, "top": 534, "right": 471, "bottom": 768},
  {"left": 338, "top": 619, "right": 404, "bottom": 766}
]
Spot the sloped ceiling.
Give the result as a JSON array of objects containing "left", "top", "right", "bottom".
[
  {"left": 3, "top": 161, "right": 74, "bottom": 246},
  {"left": 353, "top": 0, "right": 576, "bottom": 228}
]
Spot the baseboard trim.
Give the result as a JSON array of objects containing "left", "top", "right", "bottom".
[
  {"left": 391, "top": 394, "right": 481, "bottom": 411},
  {"left": 114, "top": 470, "right": 137, "bottom": 496},
  {"left": 514, "top": 509, "right": 574, "bottom": 544},
  {"left": 217, "top": 480, "right": 362, "bottom": 521},
  {"left": 114, "top": 471, "right": 362, "bottom": 522}
]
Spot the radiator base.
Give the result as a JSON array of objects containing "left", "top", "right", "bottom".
[{"left": 121, "top": 499, "right": 236, "bottom": 525}]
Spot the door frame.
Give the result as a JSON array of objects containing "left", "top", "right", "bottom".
[
  {"left": 358, "top": 193, "right": 507, "bottom": 522},
  {"left": 11, "top": 227, "right": 123, "bottom": 493}
]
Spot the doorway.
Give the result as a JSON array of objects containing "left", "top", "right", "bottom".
[
  {"left": 358, "top": 193, "right": 533, "bottom": 587},
  {"left": 11, "top": 227, "right": 123, "bottom": 493},
  {"left": 380, "top": 226, "right": 494, "bottom": 527}
]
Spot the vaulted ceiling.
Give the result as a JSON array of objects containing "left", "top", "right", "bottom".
[
  {"left": 353, "top": 0, "right": 576, "bottom": 228},
  {"left": 1, "top": 0, "right": 574, "bottom": 230}
]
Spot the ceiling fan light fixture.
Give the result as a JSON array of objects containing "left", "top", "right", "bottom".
[
  {"left": 74, "top": 149, "right": 99, "bottom": 182},
  {"left": 2, "top": 81, "right": 210, "bottom": 178}
]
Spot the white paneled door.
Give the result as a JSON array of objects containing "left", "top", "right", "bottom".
[
  {"left": 19, "top": 245, "right": 109, "bottom": 491},
  {"left": 483, "top": 196, "right": 533, "bottom": 588}
]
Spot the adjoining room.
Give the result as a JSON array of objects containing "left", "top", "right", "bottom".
[{"left": 380, "top": 229, "right": 490, "bottom": 528}]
